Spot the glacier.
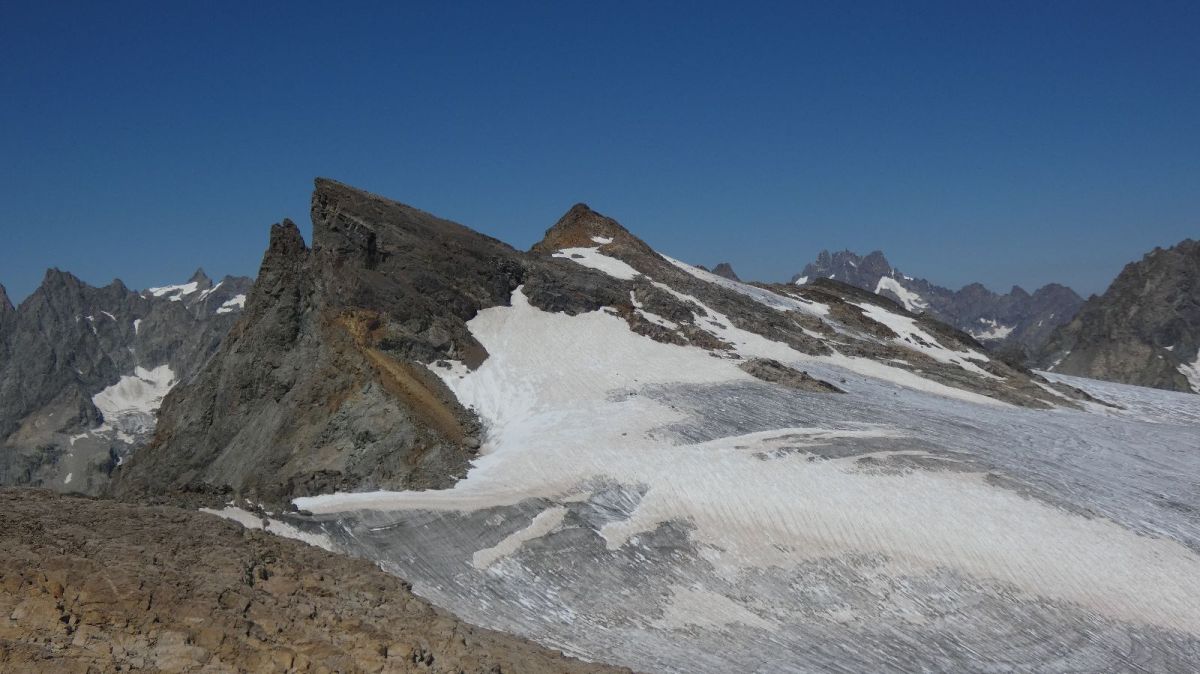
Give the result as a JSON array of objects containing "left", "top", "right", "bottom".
[{"left": 282, "top": 278, "right": 1200, "bottom": 672}]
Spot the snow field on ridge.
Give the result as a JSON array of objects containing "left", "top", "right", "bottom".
[{"left": 296, "top": 285, "right": 1200, "bottom": 636}]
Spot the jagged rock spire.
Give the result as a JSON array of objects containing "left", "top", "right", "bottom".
[
  {"left": 712, "top": 262, "right": 740, "bottom": 282},
  {"left": 188, "top": 268, "right": 213, "bottom": 287}
]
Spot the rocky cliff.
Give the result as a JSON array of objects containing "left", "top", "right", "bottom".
[
  {"left": 1039, "top": 239, "right": 1200, "bottom": 392},
  {"left": 792, "top": 249, "right": 1083, "bottom": 356},
  {"left": 0, "top": 268, "right": 251, "bottom": 494}
]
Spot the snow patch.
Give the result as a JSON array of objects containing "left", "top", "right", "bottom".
[
  {"left": 553, "top": 247, "right": 641, "bottom": 280},
  {"left": 1179, "top": 348, "right": 1200, "bottom": 393},
  {"left": 591, "top": 235, "right": 614, "bottom": 245},
  {"left": 664, "top": 255, "right": 830, "bottom": 318},
  {"left": 195, "top": 280, "right": 224, "bottom": 302},
  {"left": 216, "top": 294, "right": 246, "bottom": 314},
  {"left": 854, "top": 302, "right": 997, "bottom": 379},
  {"left": 971, "top": 318, "right": 1015, "bottom": 342},
  {"left": 794, "top": 276, "right": 809, "bottom": 285},
  {"left": 145, "top": 282, "right": 199, "bottom": 301},
  {"left": 91, "top": 365, "right": 176, "bottom": 437},
  {"left": 200, "top": 507, "right": 335, "bottom": 551},
  {"left": 654, "top": 586, "right": 774, "bottom": 631},
  {"left": 874, "top": 276, "right": 929, "bottom": 312},
  {"left": 472, "top": 506, "right": 568, "bottom": 569}
]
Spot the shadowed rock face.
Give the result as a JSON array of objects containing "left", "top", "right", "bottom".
[
  {"left": 0, "top": 266, "right": 251, "bottom": 495},
  {"left": 792, "top": 249, "right": 1083, "bottom": 356},
  {"left": 1038, "top": 239, "right": 1200, "bottom": 392},
  {"left": 0, "top": 488, "right": 630, "bottom": 674},
  {"left": 112, "top": 199, "right": 500, "bottom": 504}
]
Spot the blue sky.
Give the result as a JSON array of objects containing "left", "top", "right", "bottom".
[{"left": 2, "top": 1, "right": 1197, "bottom": 302}]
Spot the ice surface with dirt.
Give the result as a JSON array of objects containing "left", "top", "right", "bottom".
[{"left": 290, "top": 275, "right": 1200, "bottom": 672}]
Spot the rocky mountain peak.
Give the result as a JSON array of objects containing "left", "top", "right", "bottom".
[
  {"left": 0, "top": 284, "right": 12, "bottom": 314},
  {"left": 263, "top": 219, "right": 308, "bottom": 267},
  {"left": 187, "top": 268, "right": 213, "bottom": 287},
  {"left": 794, "top": 249, "right": 896, "bottom": 287},
  {"left": 531, "top": 202, "right": 651, "bottom": 255},
  {"left": 1037, "top": 237, "right": 1200, "bottom": 392},
  {"left": 711, "top": 262, "right": 740, "bottom": 281},
  {"left": 39, "top": 268, "right": 85, "bottom": 293}
]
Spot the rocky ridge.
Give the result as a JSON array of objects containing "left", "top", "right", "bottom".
[
  {"left": 1038, "top": 239, "right": 1200, "bottom": 392},
  {"left": 113, "top": 180, "right": 1092, "bottom": 509},
  {"left": 792, "top": 249, "right": 1083, "bottom": 356}
]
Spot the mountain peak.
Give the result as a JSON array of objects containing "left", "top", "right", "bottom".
[
  {"left": 712, "top": 262, "right": 740, "bottom": 281},
  {"left": 794, "top": 248, "right": 894, "bottom": 284},
  {"left": 188, "top": 268, "right": 212, "bottom": 286},
  {"left": 531, "top": 203, "right": 649, "bottom": 255},
  {"left": 0, "top": 283, "right": 12, "bottom": 314},
  {"left": 1037, "top": 237, "right": 1200, "bottom": 391},
  {"left": 40, "top": 268, "right": 84, "bottom": 291}
]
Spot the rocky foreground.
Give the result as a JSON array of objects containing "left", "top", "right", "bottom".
[{"left": 0, "top": 489, "right": 630, "bottom": 674}]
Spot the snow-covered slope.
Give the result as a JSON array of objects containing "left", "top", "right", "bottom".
[
  {"left": 217, "top": 195, "right": 1198, "bottom": 673},
  {"left": 291, "top": 278, "right": 1200, "bottom": 672}
]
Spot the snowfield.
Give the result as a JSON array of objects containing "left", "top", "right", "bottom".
[
  {"left": 216, "top": 294, "right": 246, "bottom": 314},
  {"left": 280, "top": 259, "right": 1200, "bottom": 672},
  {"left": 144, "top": 281, "right": 199, "bottom": 301}
]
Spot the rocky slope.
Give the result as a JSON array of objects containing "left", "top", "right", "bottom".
[
  {"left": 114, "top": 180, "right": 1088, "bottom": 512},
  {"left": 1038, "top": 239, "right": 1200, "bottom": 392},
  {"left": 0, "top": 488, "right": 628, "bottom": 674},
  {"left": 0, "top": 268, "right": 251, "bottom": 494},
  {"left": 792, "top": 249, "right": 1083, "bottom": 356}
]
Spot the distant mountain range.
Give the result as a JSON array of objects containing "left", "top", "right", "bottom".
[
  {"left": 0, "top": 268, "right": 252, "bottom": 493},
  {"left": 789, "top": 249, "right": 1084, "bottom": 356},
  {"left": 1038, "top": 239, "right": 1200, "bottom": 393}
]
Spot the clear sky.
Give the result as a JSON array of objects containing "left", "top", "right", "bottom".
[{"left": 2, "top": 1, "right": 1197, "bottom": 302}]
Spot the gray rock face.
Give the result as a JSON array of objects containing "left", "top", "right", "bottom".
[
  {"left": 1038, "top": 239, "right": 1200, "bottom": 392},
  {"left": 792, "top": 249, "right": 1083, "bottom": 356},
  {"left": 0, "top": 267, "right": 251, "bottom": 494}
]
